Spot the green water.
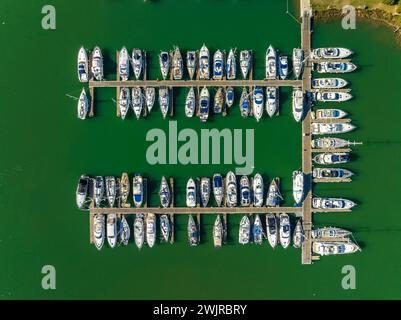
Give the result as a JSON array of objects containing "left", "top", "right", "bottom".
[{"left": 0, "top": 0, "right": 400, "bottom": 299}]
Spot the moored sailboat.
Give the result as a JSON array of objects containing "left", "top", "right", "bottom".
[
  {"left": 239, "top": 215, "right": 250, "bottom": 245},
  {"left": 77, "top": 88, "right": 89, "bottom": 120}
]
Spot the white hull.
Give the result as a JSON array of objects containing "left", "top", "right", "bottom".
[
  {"left": 188, "top": 215, "right": 199, "bottom": 246},
  {"left": 313, "top": 152, "right": 349, "bottom": 165},
  {"left": 311, "top": 123, "right": 356, "bottom": 135},
  {"left": 312, "top": 78, "right": 348, "bottom": 89},
  {"left": 226, "top": 49, "right": 236, "bottom": 80},
  {"left": 311, "top": 137, "right": 353, "bottom": 149},
  {"left": 160, "top": 214, "right": 170, "bottom": 242},
  {"left": 185, "top": 87, "right": 196, "bottom": 117},
  {"left": 200, "top": 177, "right": 210, "bottom": 207},
  {"left": 252, "top": 173, "right": 264, "bottom": 207},
  {"left": 93, "top": 214, "right": 105, "bottom": 250},
  {"left": 159, "top": 51, "right": 170, "bottom": 80},
  {"left": 311, "top": 227, "right": 352, "bottom": 239},
  {"left": 240, "top": 50, "right": 251, "bottom": 79},
  {"left": 266, "top": 214, "right": 278, "bottom": 248},
  {"left": 159, "top": 176, "right": 170, "bottom": 208},
  {"left": 225, "top": 171, "right": 237, "bottom": 207},
  {"left": 159, "top": 87, "right": 169, "bottom": 119},
  {"left": 313, "top": 241, "right": 360, "bottom": 256},
  {"left": 316, "top": 61, "right": 357, "bottom": 73},
  {"left": 199, "top": 86, "right": 210, "bottom": 122},
  {"left": 292, "top": 48, "right": 304, "bottom": 79},
  {"left": 132, "top": 174, "right": 143, "bottom": 208},
  {"left": 146, "top": 213, "right": 156, "bottom": 248},
  {"left": 106, "top": 213, "right": 117, "bottom": 248},
  {"left": 132, "top": 49, "right": 143, "bottom": 80},
  {"left": 77, "top": 88, "right": 89, "bottom": 120},
  {"left": 77, "top": 47, "right": 89, "bottom": 82},
  {"left": 265, "top": 45, "right": 277, "bottom": 79},
  {"left": 105, "top": 176, "right": 116, "bottom": 207},
  {"left": 134, "top": 215, "right": 145, "bottom": 249},
  {"left": 239, "top": 215, "right": 250, "bottom": 245},
  {"left": 94, "top": 176, "right": 104, "bottom": 208},
  {"left": 253, "top": 214, "right": 263, "bottom": 245},
  {"left": 213, "top": 50, "right": 224, "bottom": 80},
  {"left": 312, "top": 197, "right": 356, "bottom": 210},
  {"left": 240, "top": 175, "right": 251, "bottom": 207},
  {"left": 172, "top": 47, "right": 183, "bottom": 80},
  {"left": 119, "top": 87, "right": 130, "bottom": 119},
  {"left": 212, "top": 174, "right": 223, "bottom": 207},
  {"left": 279, "top": 213, "right": 291, "bottom": 249},
  {"left": 145, "top": 87, "right": 155, "bottom": 113},
  {"left": 266, "top": 87, "right": 278, "bottom": 117},
  {"left": 131, "top": 87, "right": 143, "bottom": 119},
  {"left": 312, "top": 108, "right": 347, "bottom": 120},
  {"left": 279, "top": 55, "right": 288, "bottom": 80},
  {"left": 313, "top": 167, "right": 354, "bottom": 180},
  {"left": 312, "top": 47, "right": 353, "bottom": 59},
  {"left": 213, "top": 215, "right": 223, "bottom": 248},
  {"left": 292, "top": 171, "right": 304, "bottom": 204},
  {"left": 315, "top": 91, "right": 352, "bottom": 102},
  {"left": 199, "top": 44, "right": 210, "bottom": 80},
  {"left": 253, "top": 86, "right": 264, "bottom": 121},
  {"left": 76, "top": 175, "right": 89, "bottom": 209},
  {"left": 91, "top": 46, "right": 104, "bottom": 81},
  {"left": 239, "top": 88, "right": 250, "bottom": 118},
  {"left": 118, "top": 47, "right": 130, "bottom": 81},
  {"left": 292, "top": 219, "right": 304, "bottom": 248},
  {"left": 226, "top": 87, "right": 234, "bottom": 107},
  {"left": 292, "top": 89, "right": 304, "bottom": 122},
  {"left": 186, "top": 178, "right": 197, "bottom": 208}
]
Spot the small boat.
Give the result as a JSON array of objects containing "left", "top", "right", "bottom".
[
  {"left": 199, "top": 44, "right": 210, "bottom": 80},
  {"left": 313, "top": 152, "right": 350, "bottom": 165},
  {"left": 292, "top": 89, "right": 304, "bottom": 122},
  {"left": 292, "top": 171, "right": 304, "bottom": 204},
  {"left": 186, "top": 51, "right": 196, "bottom": 80},
  {"left": 226, "top": 49, "right": 236, "bottom": 80},
  {"left": 132, "top": 49, "right": 143, "bottom": 80},
  {"left": 266, "top": 87, "right": 278, "bottom": 117},
  {"left": 93, "top": 176, "right": 104, "bottom": 208},
  {"left": 225, "top": 171, "right": 237, "bottom": 207},
  {"left": 200, "top": 177, "right": 211, "bottom": 207},
  {"left": 77, "top": 88, "right": 89, "bottom": 120},
  {"left": 279, "top": 213, "right": 291, "bottom": 249},
  {"left": 266, "top": 178, "right": 283, "bottom": 207},
  {"left": 252, "top": 86, "right": 264, "bottom": 121},
  {"left": 146, "top": 213, "right": 156, "bottom": 248},
  {"left": 312, "top": 241, "right": 360, "bottom": 256},
  {"left": 119, "top": 87, "right": 130, "bottom": 120},
  {"left": 213, "top": 50, "right": 224, "bottom": 80},
  {"left": 311, "top": 123, "right": 356, "bottom": 135},
  {"left": 240, "top": 50, "right": 251, "bottom": 79},
  {"left": 145, "top": 87, "right": 155, "bottom": 113},
  {"left": 253, "top": 214, "right": 263, "bottom": 245},
  {"left": 132, "top": 174, "right": 144, "bottom": 208},
  {"left": 199, "top": 86, "right": 210, "bottom": 122},
  {"left": 106, "top": 213, "right": 117, "bottom": 248},
  {"left": 188, "top": 215, "right": 199, "bottom": 247},
  {"left": 77, "top": 47, "right": 88, "bottom": 82},
  {"left": 239, "top": 215, "right": 250, "bottom": 245},
  {"left": 160, "top": 214, "right": 170, "bottom": 242},
  {"left": 213, "top": 87, "right": 224, "bottom": 114},
  {"left": 212, "top": 174, "right": 223, "bottom": 207},
  {"left": 252, "top": 173, "right": 264, "bottom": 207},
  {"left": 314, "top": 91, "right": 352, "bottom": 102},
  {"left": 159, "top": 87, "right": 170, "bottom": 119},
  {"left": 159, "top": 176, "right": 170, "bottom": 208},
  {"left": 313, "top": 167, "right": 354, "bottom": 180},
  {"left": 172, "top": 47, "right": 183, "bottom": 80},
  {"left": 93, "top": 214, "right": 105, "bottom": 250},
  {"left": 312, "top": 197, "right": 356, "bottom": 210},
  {"left": 311, "top": 47, "right": 353, "bottom": 59},
  {"left": 311, "top": 227, "right": 352, "bottom": 239},
  {"left": 239, "top": 88, "right": 250, "bottom": 118},
  {"left": 266, "top": 214, "right": 278, "bottom": 248},
  {"left": 186, "top": 177, "right": 197, "bottom": 208},
  {"left": 316, "top": 61, "right": 357, "bottom": 73},
  {"left": 311, "top": 137, "right": 356, "bottom": 149},
  {"left": 120, "top": 172, "right": 130, "bottom": 206},
  {"left": 265, "top": 45, "right": 277, "bottom": 79},
  {"left": 185, "top": 87, "right": 196, "bottom": 117},
  {"left": 159, "top": 51, "right": 170, "bottom": 80},
  {"left": 91, "top": 46, "right": 104, "bottom": 81},
  {"left": 105, "top": 176, "right": 116, "bottom": 207},
  {"left": 131, "top": 87, "right": 143, "bottom": 119},
  {"left": 119, "top": 215, "right": 130, "bottom": 245},
  {"left": 311, "top": 109, "right": 347, "bottom": 120},
  {"left": 292, "top": 48, "right": 304, "bottom": 79},
  {"left": 239, "top": 175, "right": 251, "bottom": 207},
  {"left": 293, "top": 219, "right": 304, "bottom": 248},
  {"left": 76, "top": 174, "right": 89, "bottom": 209},
  {"left": 225, "top": 87, "right": 234, "bottom": 108},
  {"left": 311, "top": 78, "right": 348, "bottom": 89},
  {"left": 134, "top": 214, "right": 145, "bottom": 249},
  {"left": 279, "top": 55, "right": 288, "bottom": 80},
  {"left": 213, "top": 215, "right": 223, "bottom": 248},
  {"left": 118, "top": 47, "right": 130, "bottom": 81}
]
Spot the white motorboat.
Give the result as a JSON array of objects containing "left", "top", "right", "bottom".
[
  {"left": 146, "top": 213, "right": 156, "bottom": 248},
  {"left": 252, "top": 173, "right": 264, "bottom": 207},
  {"left": 266, "top": 87, "right": 279, "bottom": 117},
  {"left": 311, "top": 78, "right": 348, "bottom": 89},
  {"left": 253, "top": 214, "right": 263, "bottom": 245},
  {"left": 132, "top": 48, "right": 143, "bottom": 80},
  {"left": 106, "top": 213, "right": 117, "bottom": 248},
  {"left": 160, "top": 214, "right": 170, "bottom": 242},
  {"left": 105, "top": 176, "right": 116, "bottom": 207},
  {"left": 188, "top": 214, "right": 199, "bottom": 247},
  {"left": 76, "top": 175, "right": 89, "bottom": 209},
  {"left": 312, "top": 197, "right": 356, "bottom": 210},
  {"left": 253, "top": 86, "right": 264, "bottom": 121},
  {"left": 312, "top": 241, "right": 360, "bottom": 256},
  {"left": 145, "top": 87, "right": 155, "bottom": 113},
  {"left": 91, "top": 46, "right": 104, "bottom": 81},
  {"left": 293, "top": 219, "right": 304, "bottom": 249},
  {"left": 316, "top": 61, "right": 357, "bottom": 73},
  {"left": 159, "top": 176, "right": 170, "bottom": 208},
  {"left": 119, "top": 87, "right": 130, "bottom": 120},
  {"left": 312, "top": 167, "right": 354, "bottom": 180},
  {"left": 240, "top": 50, "right": 251, "bottom": 79},
  {"left": 292, "top": 89, "right": 304, "bottom": 122},
  {"left": 185, "top": 87, "right": 196, "bottom": 117},
  {"left": 226, "top": 48, "right": 236, "bottom": 80},
  {"left": 159, "top": 87, "right": 170, "bottom": 119},
  {"left": 266, "top": 213, "right": 278, "bottom": 249},
  {"left": 292, "top": 48, "right": 304, "bottom": 79},
  {"left": 266, "top": 178, "right": 283, "bottom": 207},
  {"left": 279, "top": 213, "right": 291, "bottom": 249},
  {"left": 292, "top": 171, "right": 304, "bottom": 204},
  {"left": 77, "top": 88, "right": 89, "bottom": 120},
  {"left": 313, "top": 152, "right": 350, "bottom": 165},
  {"left": 213, "top": 215, "right": 223, "bottom": 248},
  {"left": 172, "top": 47, "right": 183, "bottom": 80},
  {"left": 239, "top": 215, "right": 250, "bottom": 245},
  {"left": 311, "top": 47, "right": 353, "bottom": 59},
  {"left": 213, "top": 49, "right": 224, "bottom": 80},
  {"left": 226, "top": 87, "right": 234, "bottom": 108},
  {"left": 77, "top": 46, "right": 88, "bottom": 82},
  {"left": 132, "top": 174, "right": 144, "bottom": 208},
  {"left": 93, "top": 214, "right": 105, "bottom": 250},
  {"left": 200, "top": 177, "right": 211, "bottom": 207},
  {"left": 311, "top": 137, "right": 357, "bottom": 149},
  {"left": 199, "top": 44, "right": 210, "bottom": 80},
  {"left": 311, "top": 123, "right": 356, "bottom": 135},
  {"left": 186, "top": 51, "right": 196, "bottom": 80},
  {"left": 311, "top": 109, "right": 347, "bottom": 120},
  {"left": 134, "top": 214, "right": 145, "bottom": 249},
  {"left": 314, "top": 91, "right": 352, "bottom": 102},
  {"left": 265, "top": 45, "right": 277, "bottom": 79},
  {"left": 225, "top": 171, "right": 237, "bottom": 207},
  {"left": 239, "top": 87, "right": 250, "bottom": 118},
  {"left": 212, "top": 174, "right": 223, "bottom": 207},
  {"left": 120, "top": 172, "right": 130, "bottom": 206},
  {"left": 186, "top": 177, "right": 197, "bottom": 208},
  {"left": 118, "top": 47, "right": 130, "bottom": 81},
  {"left": 240, "top": 175, "right": 251, "bottom": 207},
  {"left": 119, "top": 215, "right": 130, "bottom": 246},
  {"left": 159, "top": 51, "right": 170, "bottom": 80},
  {"left": 93, "top": 176, "right": 104, "bottom": 208},
  {"left": 279, "top": 55, "right": 289, "bottom": 80},
  {"left": 199, "top": 86, "right": 210, "bottom": 122},
  {"left": 131, "top": 87, "right": 143, "bottom": 119},
  {"left": 311, "top": 227, "right": 352, "bottom": 239}
]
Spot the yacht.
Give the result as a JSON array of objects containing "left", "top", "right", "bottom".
[
  {"left": 311, "top": 227, "right": 352, "bottom": 239},
  {"left": 316, "top": 61, "right": 357, "bottom": 73},
  {"left": 200, "top": 177, "right": 211, "bottom": 207},
  {"left": 266, "top": 214, "right": 278, "bottom": 248},
  {"left": 293, "top": 219, "right": 304, "bottom": 249},
  {"left": 106, "top": 213, "right": 117, "bottom": 248},
  {"left": 253, "top": 86, "right": 264, "bottom": 121},
  {"left": 266, "top": 178, "right": 283, "bottom": 207},
  {"left": 146, "top": 213, "right": 156, "bottom": 248},
  {"left": 252, "top": 173, "right": 264, "bottom": 207},
  {"left": 172, "top": 47, "right": 183, "bottom": 80},
  {"left": 312, "top": 241, "right": 360, "bottom": 256},
  {"left": 314, "top": 91, "right": 352, "bottom": 102},
  {"left": 240, "top": 175, "right": 251, "bottom": 207},
  {"left": 311, "top": 109, "right": 347, "bottom": 120},
  {"left": 132, "top": 174, "right": 143, "bottom": 208},
  {"left": 120, "top": 172, "right": 130, "bottom": 206},
  {"left": 93, "top": 176, "right": 104, "bottom": 208},
  {"left": 265, "top": 45, "right": 277, "bottom": 79},
  {"left": 199, "top": 44, "right": 210, "bottom": 80},
  {"left": 134, "top": 214, "right": 145, "bottom": 249},
  {"left": 145, "top": 87, "right": 155, "bottom": 113},
  {"left": 240, "top": 50, "right": 251, "bottom": 79},
  {"left": 214, "top": 87, "right": 224, "bottom": 114},
  {"left": 279, "top": 55, "right": 289, "bottom": 80},
  {"left": 311, "top": 137, "right": 356, "bottom": 149},
  {"left": 119, "top": 87, "right": 130, "bottom": 120},
  {"left": 186, "top": 51, "right": 196, "bottom": 80},
  {"left": 212, "top": 174, "right": 223, "bottom": 207},
  {"left": 213, "top": 50, "right": 224, "bottom": 80},
  {"left": 119, "top": 215, "right": 130, "bottom": 246},
  {"left": 313, "top": 167, "right": 354, "bottom": 180},
  {"left": 213, "top": 215, "right": 223, "bottom": 248},
  {"left": 159, "top": 51, "right": 170, "bottom": 80},
  {"left": 226, "top": 87, "right": 234, "bottom": 108},
  {"left": 239, "top": 215, "right": 250, "bottom": 245},
  {"left": 266, "top": 87, "right": 279, "bottom": 117},
  {"left": 188, "top": 215, "right": 199, "bottom": 247},
  {"left": 312, "top": 197, "right": 356, "bottom": 210},
  {"left": 77, "top": 46, "right": 88, "bottom": 82},
  {"left": 77, "top": 88, "right": 89, "bottom": 120},
  {"left": 93, "top": 214, "right": 105, "bottom": 250},
  {"left": 91, "top": 46, "right": 104, "bottom": 81},
  {"left": 311, "top": 47, "right": 353, "bottom": 59},
  {"left": 292, "top": 89, "right": 304, "bottom": 122},
  {"left": 226, "top": 48, "right": 236, "bottom": 80},
  {"left": 76, "top": 174, "right": 89, "bottom": 209},
  {"left": 253, "top": 214, "right": 263, "bottom": 245},
  {"left": 186, "top": 178, "right": 197, "bottom": 208},
  {"left": 131, "top": 87, "right": 143, "bottom": 119},
  {"left": 159, "top": 176, "right": 170, "bottom": 208},
  {"left": 160, "top": 214, "right": 170, "bottom": 242},
  {"left": 132, "top": 49, "right": 143, "bottom": 80},
  {"left": 185, "top": 87, "right": 196, "bottom": 117},
  {"left": 225, "top": 171, "right": 237, "bottom": 207},
  {"left": 313, "top": 152, "right": 350, "bottom": 165},
  {"left": 311, "top": 123, "right": 356, "bottom": 135},
  {"left": 279, "top": 213, "right": 291, "bottom": 249},
  {"left": 199, "top": 86, "right": 210, "bottom": 122},
  {"left": 311, "top": 78, "right": 348, "bottom": 89},
  {"left": 118, "top": 47, "right": 130, "bottom": 81},
  {"left": 239, "top": 88, "right": 250, "bottom": 118},
  {"left": 292, "top": 171, "right": 304, "bottom": 204},
  {"left": 105, "top": 176, "right": 116, "bottom": 207},
  {"left": 159, "top": 87, "right": 170, "bottom": 119},
  {"left": 292, "top": 48, "right": 304, "bottom": 79}
]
